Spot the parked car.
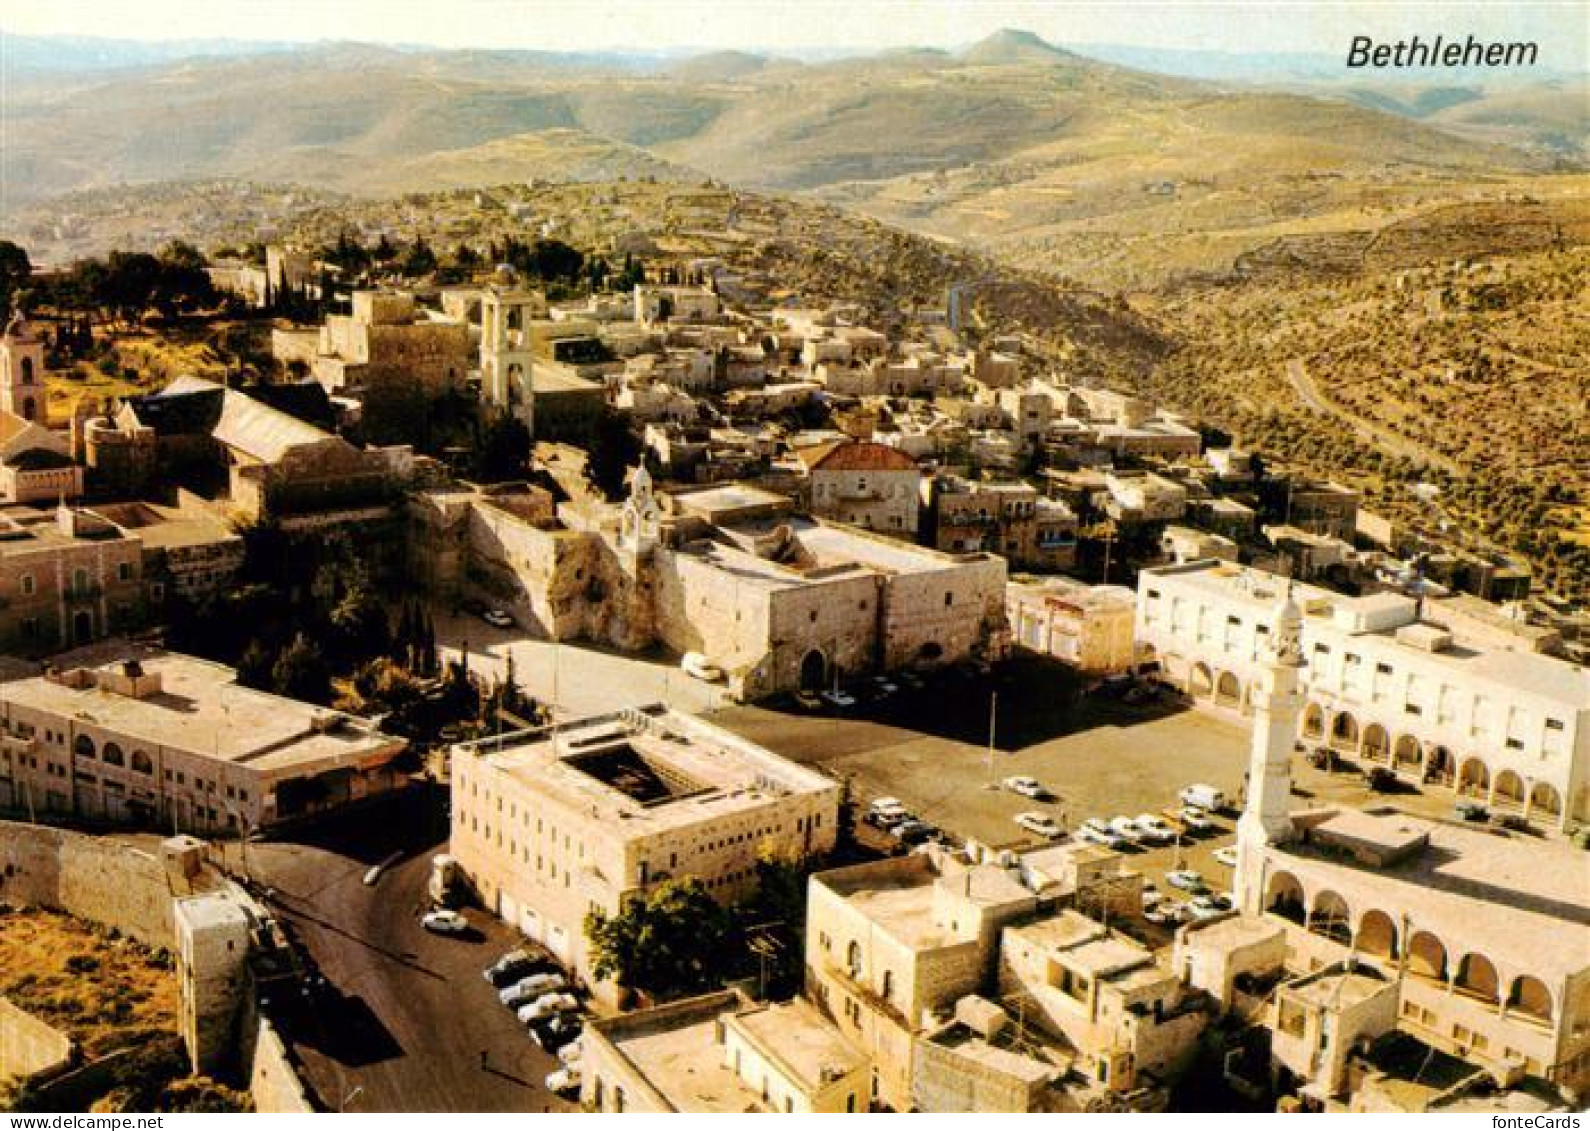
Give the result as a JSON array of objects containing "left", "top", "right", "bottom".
[
  {"left": 482, "top": 609, "right": 514, "bottom": 629},
  {"left": 1141, "top": 884, "right": 1164, "bottom": 909},
  {"left": 821, "top": 689, "right": 858, "bottom": 710},
  {"left": 1134, "top": 814, "right": 1176, "bottom": 844},
  {"left": 528, "top": 1014, "right": 582, "bottom": 1051},
  {"left": 1078, "top": 818, "right": 1125, "bottom": 849},
  {"left": 869, "top": 676, "right": 899, "bottom": 698},
  {"left": 421, "top": 909, "right": 468, "bottom": 935},
  {"left": 483, "top": 949, "right": 544, "bottom": 987},
  {"left": 1015, "top": 812, "right": 1064, "bottom": 840},
  {"left": 1157, "top": 901, "right": 1192, "bottom": 924},
  {"left": 1002, "top": 776, "right": 1047, "bottom": 800},
  {"left": 891, "top": 819, "right": 938, "bottom": 845},
  {"left": 1166, "top": 869, "right": 1207, "bottom": 893},
  {"left": 545, "top": 1065, "right": 581, "bottom": 1094},
  {"left": 500, "top": 972, "right": 567, "bottom": 1009},
  {"left": 1187, "top": 896, "right": 1226, "bottom": 920},
  {"left": 1177, "top": 806, "right": 1215, "bottom": 832},
  {"left": 867, "top": 798, "right": 910, "bottom": 828},
  {"left": 1179, "top": 784, "right": 1227, "bottom": 812},
  {"left": 1109, "top": 816, "right": 1144, "bottom": 844},
  {"left": 1213, "top": 846, "right": 1240, "bottom": 867},
  {"left": 518, "top": 992, "right": 579, "bottom": 1024},
  {"left": 1455, "top": 799, "right": 1490, "bottom": 822}
]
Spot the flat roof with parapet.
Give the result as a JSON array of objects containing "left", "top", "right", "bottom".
[
  {"left": 1143, "top": 561, "right": 1590, "bottom": 707},
  {"left": 729, "top": 998, "right": 867, "bottom": 1094},
  {"left": 1005, "top": 911, "right": 1156, "bottom": 981},
  {"left": 817, "top": 855, "right": 1033, "bottom": 951},
  {"left": 458, "top": 707, "right": 836, "bottom": 833},
  {"left": 1283, "top": 963, "right": 1391, "bottom": 1010},
  {"left": 0, "top": 645, "right": 402, "bottom": 778},
  {"left": 595, "top": 992, "right": 759, "bottom": 1113},
  {"left": 1266, "top": 808, "right": 1590, "bottom": 980}
]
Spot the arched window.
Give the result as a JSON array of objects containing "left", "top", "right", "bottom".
[
  {"left": 73, "top": 734, "right": 96, "bottom": 759},
  {"left": 131, "top": 750, "right": 153, "bottom": 775},
  {"left": 101, "top": 742, "right": 124, "bottom": 768},
  {"left": 1508, "top": 975, "right": 1553, "bottom": 1023},
  {"left": 1454, "top": 953, "right": 1500, "bottom": 1005},
  {"left": 1407, "top": 931, "right": 1447, "bottom": 981}
]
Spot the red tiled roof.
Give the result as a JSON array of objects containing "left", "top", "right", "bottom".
[{"left": 798, "top": 440, "right": 918, "bottom": 473}]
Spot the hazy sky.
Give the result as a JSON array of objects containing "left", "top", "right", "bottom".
[{"left": 3, "top": 0, "right": 1583, "bottom": 59}]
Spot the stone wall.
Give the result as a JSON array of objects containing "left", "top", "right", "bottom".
[
  {"left": 247, "top": 1017, "right": 315, "bottom": 1113},
  {"left": 0, "top": 820, "right": 174, "bottom": 947},
  {"left": 0, "top": 997, "right": 74, "bottom": 1084}
]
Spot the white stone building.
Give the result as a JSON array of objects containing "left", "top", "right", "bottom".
[
  {"left": 1136, "top": 560, "right": 1590, "bottom": 827},
  {"left": 450, "top": 706, "right": 839, "bottom": 1001}
]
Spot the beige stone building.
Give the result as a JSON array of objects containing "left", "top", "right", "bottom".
[
  {"left": 0, "top": 646, "right": 407, "bottom": 833},
  {"left": 281, "top": 289, "right": 471, "bottom": 442},
  {"left": 1007, "top": 578, "right": 1137, "bottom": 675},
  {"left": 924, "top": 476, "right": 1078, "bottom": 571},
  {"left": 0, "top": 315, "right": 47, "bottom": 424},
  {"left": 1137, "top": 560, "right": 1590, "bottom": 827},
  {"left": 796, "top": 439, "right": 921, "bottom": 537},
  {"left": 0, "top": 504, "right": 145, "bottom": 656},
  {"left": 582, "top": 989, "right": 869, "bottom": 1113},
  {"left": 450, "top": 706, "right": 839, "bottom": 999},
  {"left": 409, "top": 475, "right": 1008, "bottom": 702},
  {"left": 1219, "top": 589, "right": 1590, "bottom": 1104},
  {"left": 804, "top": 853, "right": 1039, "bottom": 1110}
]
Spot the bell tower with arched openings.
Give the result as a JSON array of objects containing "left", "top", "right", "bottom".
[
  {"left": 1, "top": 314, "right": 45, "bottom": 423},
  {"left": 480, "top": 287, "right": 540, "bottom": 433}
]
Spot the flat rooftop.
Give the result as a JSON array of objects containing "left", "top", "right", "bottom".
[
  {"left": 0, "top": 646, "right": 402, "bottom": 778},
  {"left": 1144, "top": 561, "right": 1590, "bottom": 707},
  {"left": 729, "top": 999, "right": 866, "bottom": 1094},
  {"left": 459, "top": 707, "right": 836, "bottom": 834},
  {"left": 600, "top": 996, "right": 760, "bottom": 1113},
  {"left": 817, "top": 856, "right": 1033, "bottom": 951},
  {"left": 1268, "top": 807, "right": 1590, "bottom": 979},
  {"left": 1006, "top": 912, "right": 1155, "bottom": 981},
  {"left": 1284, "top": 963, "right": 1391, "bottom": 1011}
]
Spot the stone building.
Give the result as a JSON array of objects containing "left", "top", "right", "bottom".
[
  {"left": 923, "top": 476, "right": 1078, "bottom": 571},
  {"left": 804, "top": 853, "right": 1039, "bottom": 1110},
  {"left": 282, "top": 290, "right": 471, "bottom": 443},
  {"left": 1007, "top": 578, "right": 1137, "bottom": 675},
  {"left": 449, "top": 706, "right": 839, "bottom": 1000},
  {"left": 0, "top": 504, "right": 145, "bottom": 656},
  {"left": 581, "top": 990, "right": 869, "bottom": 1113},
  {"left": 0, "top": 646, "right": 408, "bottom": 833},
  {"left": 0, "top": 315, "right": 47, "bottom": 423},
  {"left": 1136, "top": 560, "right": 1590, "bottom": 828},
  {"left": 96, "top": 377, "right": 412, "bottom": 525},
  {"left": 796, "top": 439, "right": 921, "bottom": 537},
  {"left": 408, "top": 475, "right": 1009, "bottom": 702},
  {"left": 0, "top": 409, "right": 82, "bottom": 504},
  {"left": 1219, "top": 595, "right": 1590, "bottom": 1102}
]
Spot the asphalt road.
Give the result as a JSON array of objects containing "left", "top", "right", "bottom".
[{"left": 249, "top": 791, "right": 574, "bottom": 1113}]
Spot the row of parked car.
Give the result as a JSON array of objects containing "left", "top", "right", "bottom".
[
  {"left": 793, "top": 661, "right": 996, "bottom": 713},
  {"left": 483, "top": 949, "right": 584, "bottom": 1094},
  {"left": 863, "top": 797, "right": 950, "bottom": 847}
]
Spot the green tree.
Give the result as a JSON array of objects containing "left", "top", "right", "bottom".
[
  {"left": 272, "top": 633, "right": 331, "bottom": 703},
  {"left": 585, "top": 878, "right": 733, "bottom": 1000},
  {"left": 584, "top": 408, "right": 640, "bottom": 500},
  {"left": 0, "top": 240, "right": 31, "bottom": 316}
]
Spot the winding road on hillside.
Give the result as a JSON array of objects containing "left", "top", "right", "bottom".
[{"left": 1284, "top": 357, "right": 1460, "bottom": 474}]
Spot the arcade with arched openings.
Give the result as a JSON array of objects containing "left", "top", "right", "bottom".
[
  {"left": 1329, "top": 710, "right": 1360, "bottom": 751},
  {"left": 1215, "top": 671, "right": 1243, "bottom": 710},
  {"left": 1307, "top": 889, "right": 1353, "bottom": 945},
  {"left": 1301, "top": 703, "right": 1325, "bottom": 741},
  {"left": 1265, "top": 871, "right": 1306, "bottom": 925},
  {"left": 1357, "top": 908, "right": 1399, "bottom": 960},
  {"left": 1361, "top": 723, "right": 1390, "bottom": 763}
]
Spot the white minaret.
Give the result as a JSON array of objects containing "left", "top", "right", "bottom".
[{"left": 1234, "top": 583, "right": 1305, "bottom": 911}]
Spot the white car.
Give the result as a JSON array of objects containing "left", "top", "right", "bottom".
[
  {"left": 545, "top": 1065, "right": 581, "bottom": 1094},
  {"left": 482, "top": 609, "right": 514, "bottom": 629},
  {"left": 870, "top": 797, "right": 909, "bottom": 822},
  {"left": 1014, "top": 811, "right": 1063, "bottom": 840},
  {"left": 821, "top": 689, "right": 857, "bottom": 709},
  {"left": 499, "top": 972, "right": 566, "bottom": 1007},
  {"left": 1178, "top": 806, "right": 1215, "bottom": 832},
  {"left": 1134, "top": 815, "right": 1176, "bottom": 844},
  {"left": 1079, "top": 819, "right": 1126, "bottom": 849},
  {"left": 1213, "top": 846, "right": 1240, "bottom": 867},
  {"left": 1141, "top": 884, "right": 1164, "bottom": 909},
  {"left": 421, "top": 909, "right": 468, "bottom": 935},
  {"left": 1108, "top": 816, "right": 1144, "bottom": 843},
  {"left": 1188, "top": 895, "right": 1227, "bottom": 920},
  {"left": 1002, "top": 776, "right": 1047, "bottom": 800},
  {"left": 681, "top": 651, "right": 724, "bottom": 682},
  {"left": 518, "top": 992, "right": 579, "bottom": 1024},
  {"left": 1166, "top": 869, "right": 1206, "bottom": 893}
]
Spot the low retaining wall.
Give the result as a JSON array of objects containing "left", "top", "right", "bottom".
[
  {"left": 247, "top": 1018, "right": 315, "bottom": 1113},
  {"left": 0, "top": 997, "right": 74, "bottom": 1084}
]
